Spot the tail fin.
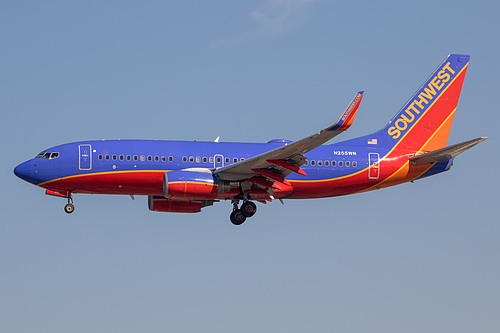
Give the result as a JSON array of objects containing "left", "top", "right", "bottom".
[{"left": 379, "top": 54, "right": 470, "bottom": 152}]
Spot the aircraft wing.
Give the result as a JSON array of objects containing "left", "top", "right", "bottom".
[
  {"left": 409, "top": 137, "right": 488, "bottom": 164},
  {"left": 215, "top": 91, "right": 364, "bottom": 182}
]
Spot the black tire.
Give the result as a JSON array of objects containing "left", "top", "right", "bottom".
[
  {"left": 240, "top": 201, "right": 257, "bottom": 218},
  {"left": 64, "top": 203, "right": 75, "bottom": 214},
  {"left": 230, "top": 210, "right": 246, "bottom": 225}
]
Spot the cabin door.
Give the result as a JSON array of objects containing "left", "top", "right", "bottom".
[
  {"left": 368, "top": 152, "right": 379, "bottom": 179},
  {"left": 79, "top": 144, "right": 92, "bottom": 170}
]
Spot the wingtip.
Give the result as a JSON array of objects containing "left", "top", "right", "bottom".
[
  {"left": 329, "top": 91, "right": 364, "bottom": 131},
  {"left": 474, "top": 137, "right": 489, "bottom": 143}
]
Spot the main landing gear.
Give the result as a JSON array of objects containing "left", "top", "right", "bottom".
[
  {"left": 230, "top": 200, "right": 257, "bottom": 225},
  {"left": 64, "top": 196, "right": 74, "bottom": 214}
]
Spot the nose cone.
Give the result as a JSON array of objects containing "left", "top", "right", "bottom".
[{"left": 14, "top": 160, "right": 38, "bottom": 184}]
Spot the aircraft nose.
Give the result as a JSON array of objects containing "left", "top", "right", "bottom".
[{"left": 14, "top": 160, "right": 38, "bottom": 184}]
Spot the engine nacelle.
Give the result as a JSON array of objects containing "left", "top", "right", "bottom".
[
  {"left": 148, "top": 196, "right": 204, "bottom": 213},
  {"left": 164, "top": 170, "right": 219, "bottom": 200}
]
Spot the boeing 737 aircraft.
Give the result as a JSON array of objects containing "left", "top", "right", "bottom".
[{"left": 14, "top": 54, "right": 487, "bottom": 225}]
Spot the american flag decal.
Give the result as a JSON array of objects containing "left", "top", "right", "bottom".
[{"left": 368, "top": 138, "right": 377, "bottom": 145}]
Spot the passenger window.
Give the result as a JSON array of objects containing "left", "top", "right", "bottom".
[
  {"left": 196, "top": 157, "right": 201, "bottom": 163},
  {"left": 216, "top": 157, "right": 221, "bottom": 163},
  {"left": 133, "top": 155, "right": 138, "bottom": 161},
  {"left": 339, "top": 161, "right": 343, "bottom": 167},
  {"left": 140, "top": 155, "right": 145, "bottom": 161},
  {"left": 147, "top": 155, "right": 152, "bottom": 161},
  {"left": 98, "top": 154, "right": 103, "bottom": 160},
  {"left": 304, "top": 160, "right": 309, "bottom": 166},
  {"left": 210, "top": 157, "right": 214, "bottom": 163},
  {"left": 311, "top": 160, "right": 316, "bottom": 166},
  {"left": 346, "top": 161, "right": 350, "bottom": 167},
  {"left": 161, "top": 156, "right": 166, "bottom": 162},
  {"left": 202, "top": 157, "right": 207, "bottom": 163},
  {"left": 126, "top": 155, "right": 131, "bottom": 161},
  {"left": 119, "top": 155, "right": 124, "bottom": 161},
  {"left": 225, "top": 157, "right": 230, "bottom": 163},
  {"left": 233, "top": 158, "right": 238, "bottom": 163},
  {"left": 168, "top": 156, "right": 173, "bottom": 162},
  {"left": 318, "top": 160, "right": 322, "bottom": 166},
  {"left": 112, "top": 155, "right": 117, "bottom": 160},
  {"left": 182, "top": 156, "right": 187, "bottom": 162},
  {"left": 325, "top": 160, "right": 330, "bottom": 166},
  {"left": 189, "top": 156, "right": 194, "bottom": 163},
  {"left": 353, "top": 161, "right": 357, "bottom": 167},
  {"left": 155, "top": 156, "right": 159, "bottom": 162},
  {"left": 105, "top": 155, "right": 110, "bottom": 160},
  {"left": 240, "top": 158, "right": 245, "bottom": 161},
  {"left": 332, "top": 161, "right": 336, "bottom": 167}
]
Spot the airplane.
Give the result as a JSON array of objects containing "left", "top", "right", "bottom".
[{"left": 14, "top": 54, "right": 487, "bottom": 225}]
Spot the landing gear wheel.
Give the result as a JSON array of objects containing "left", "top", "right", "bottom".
[
  {"left": 64, "top": 203, "right": 75, "bottom": 214},
  {"left": 230, "top": 209, "right": 247, "bottom": 225},
  {"left": 240, "top": 201, "right": 257, "bottom": 218}
]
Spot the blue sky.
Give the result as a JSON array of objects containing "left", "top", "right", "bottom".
[{"left": 1, "top": 1, "right": 499, "bottom": 332}]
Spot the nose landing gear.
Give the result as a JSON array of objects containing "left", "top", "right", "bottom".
[
  {"left": 229, "top": 200, "right": 257, "bottom": 225},
  {"left": 64, "top": 196, "right": 74, "bottom": 214},
  {"left": 64, "top": 203, "right": 75, "bottom": 214}
]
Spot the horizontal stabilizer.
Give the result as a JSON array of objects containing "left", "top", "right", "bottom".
[{"left": 410, "top": 137, "right": 488, "bottom": 164}]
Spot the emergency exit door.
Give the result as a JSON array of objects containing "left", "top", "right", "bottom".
[{"left": 368, "top": 152, "right": 379, "bottom": 179}]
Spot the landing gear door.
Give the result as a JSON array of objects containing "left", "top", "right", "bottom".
[
  {"left": 368, "top": 152, "right": 379, "bottom": 179},
  {"left": 79, "top": 144, "right": 92, "bottom": 170}
]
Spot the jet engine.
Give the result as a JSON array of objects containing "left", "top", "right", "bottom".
[{"left": 163, "top": 170, "right": 220, "bottom": 200}]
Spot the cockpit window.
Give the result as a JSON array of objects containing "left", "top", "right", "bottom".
[{"left": 35, "top": 152, "right": 59, "bottom": 160}]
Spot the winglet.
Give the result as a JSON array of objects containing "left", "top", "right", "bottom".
[{"left": 329, "top": 91, "right": 364, "bottom": 131}]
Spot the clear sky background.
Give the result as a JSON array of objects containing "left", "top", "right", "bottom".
[{"left": 1, "top": 1, "right": 498, "bottom": 332}]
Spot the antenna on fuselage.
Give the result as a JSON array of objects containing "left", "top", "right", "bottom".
[{"left": 214, "top": 136, "right": 220, "bottom": 143}]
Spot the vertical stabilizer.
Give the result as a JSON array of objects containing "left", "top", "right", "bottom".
[{"left": 378, "top": 54, "right": 470, "bottom": 152}]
